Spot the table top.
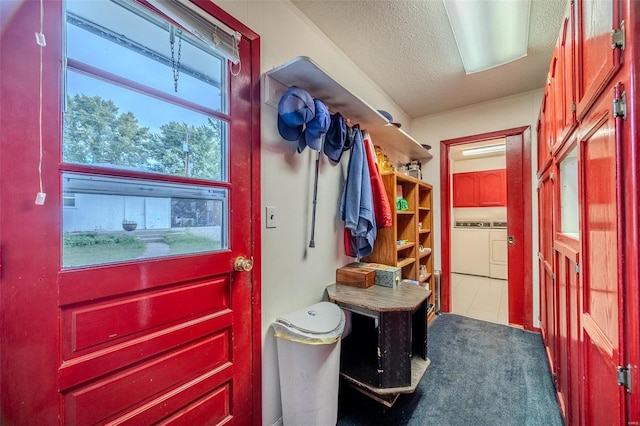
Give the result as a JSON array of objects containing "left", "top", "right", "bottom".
[{"left": 326, "top": 283, "right": 431, "bottom": 312}]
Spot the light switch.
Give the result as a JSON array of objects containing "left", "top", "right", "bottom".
[{"left": 266, "top": 206, "right": 277, "bottom": 228}]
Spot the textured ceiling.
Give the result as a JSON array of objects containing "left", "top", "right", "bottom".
[{"left": 291, "top": 0, "right": 567, "bottom": 118}]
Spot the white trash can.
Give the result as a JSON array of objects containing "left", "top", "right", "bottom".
[{"left": 272, "top": 301, "right": 346, "bottom": 426}]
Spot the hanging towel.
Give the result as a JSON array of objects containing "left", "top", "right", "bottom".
[
  {"left": 363, "top": 130, "right": 392, "bottom": 228},
  {"left": 341, "top": 125, "right": 376, "bottom": 258}
]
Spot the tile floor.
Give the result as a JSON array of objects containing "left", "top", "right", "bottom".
[{"left": 450, "top": 273, "right": 509, "bottom": 325}]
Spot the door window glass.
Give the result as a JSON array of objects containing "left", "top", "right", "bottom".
[
  {"left": 62, "top": 173, "right": 228, "bottom": 268},
  {"left": 62, "top": 0, "right": 230, "bottom": 268},
  {"left": 559, "top": 146, "right": 578, "bottom": 237}
]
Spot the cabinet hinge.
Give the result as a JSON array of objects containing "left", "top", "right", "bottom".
[
  {"left": 613, "top": 92, "right": 627, "bottom": 120},
  {"left": 611, "top": 21, "right": 625, "bottom": 51},
  {"left": 574, "top": 263, "right": 580, "bottom": 274},
  {"left": 617, "top": 365, "right": 632, "bottom": 393}
]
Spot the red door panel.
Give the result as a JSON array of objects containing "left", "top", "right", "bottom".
[
  {"left": 554, "top": 237, "right": 580, "bottom": 424},
  {"left": 579, "top": 92, "right": 625, "bottom": 424},
  {"left": 575, "top": 0, "right": 621, "bottom": 119},
  {"left": 558, "top": 5, "right": 576, "bottom": 144},
  {"left": 537, "top": 93, "right": 552, "bottom": 172},
  {"left": 538, "top": 168, "right": 557, "bottom": 377}
]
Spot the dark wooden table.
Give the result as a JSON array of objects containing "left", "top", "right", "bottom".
[{"left": 326, "top": 283, "right": 431, "bottom": 407}]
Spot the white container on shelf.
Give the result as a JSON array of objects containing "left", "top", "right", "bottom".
[{"left": 272, "top": 301, "right": 346, "bottom": 426}]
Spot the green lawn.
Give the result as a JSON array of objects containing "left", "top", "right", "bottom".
[
  {"left": 163, "top": 232, "right": 222, "bottom": 255},
  {"left": 63, "top": 243, "right": 147, "bottom": 268},
  {"left": 63, "top": 231, "right": 222, "bottom": 268}
]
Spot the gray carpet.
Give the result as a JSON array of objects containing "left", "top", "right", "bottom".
[{"left": 337, "top": 314, "right": 563, "bottom": 425}]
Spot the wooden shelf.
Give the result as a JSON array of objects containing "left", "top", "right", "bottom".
[
  {"left": 264, "top": 56, "right": 432, "bottom": 160},
  {"left": 396, "top": 242, "right": 415, "bottom": 251},
  {"left": 419, "top": 229, "right": 431, "bottom": 234},
  {"left": 419, "top": 273, "right": 432, "bottom": 283},
  {"left": 397, "top": 210, "right": 415, "bottom": 215},
  {"left": 341, "top": 357, "right": 431, "bottom": 402},
  {"left": 419, "top": 250, "right": 432, "bottom": 259},
  {"left": 397, "top": 257, "right": 416, "bottom": 268}
]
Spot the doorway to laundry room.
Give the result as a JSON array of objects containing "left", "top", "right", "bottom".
[
  {"left": 440, "top": 127, "right": 533, "bottom": 329},
  {"left": 449, "top": 140, "right": 509, "bottom": 324}
]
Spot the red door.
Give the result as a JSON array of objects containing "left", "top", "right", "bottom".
[
  {"left": 0, "top": 1, "right": 261, "bottom": 424},
  {"left": 505, "top": 132, "right": 529, "bottom": 326},
  {"left": 441, "top": 127, "right": 532, "bottom": 329}
]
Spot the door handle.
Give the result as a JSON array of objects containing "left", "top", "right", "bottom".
[
  {"left": 233, "top": 256, "right": 254, "bottom": 272},
  {"left": 507, "top": 236, "right": 516, "bottom": 245}
]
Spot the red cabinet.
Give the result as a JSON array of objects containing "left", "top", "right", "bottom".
[
  {"left": 452, "top": 172, "right": 478, "bottom": 207},
  {"left": 452, "top": 169, "right": 506, "bottom": 207},
  {"left": 536, "top": 0, "right": 637, "bottom": 424}
]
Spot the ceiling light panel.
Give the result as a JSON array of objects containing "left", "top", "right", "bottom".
[
  {"left": 462, "top": 144, "right": 506, "bottom": 156},
  {"left": 443, "top": 0, "right": 531, "bottom": 74}
]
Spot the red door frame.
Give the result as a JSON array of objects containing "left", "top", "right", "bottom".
[
  {"left": 0, "top": 1, "right": 262, "bottom": 423},
  {"left": 440, "top": 126, "right": 534, "bottom": 330}
]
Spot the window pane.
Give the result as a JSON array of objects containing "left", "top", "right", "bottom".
[
  {"left": 66, "top": 0, "right": 226, "bottom": 112},
  {"left": 64, "top": 70, "right": 227, "bottom": 181},
  {"left": 64, "top": 0, "right": 229, "bottom": 182},
  {"left": 559, "top": 146, "right": 579, "bottom": 237},
  {"left": 62, "top": 173, "right": 229, "bottom": 268}
]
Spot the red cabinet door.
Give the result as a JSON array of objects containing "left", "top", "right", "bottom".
[
  {"left": 452, "top": 172, "right": 478, "bottom": 207},
  {"left": 478, "top": 169, "right": 506, "bottom": 207},
  {"left": 575, "top": 0, "right": 621, "bottom": 119},
  {"left": 556, "top": 5, "right": 576, "bottom": 146},
  {"left": 453, "top": 170, "right": 506, "bottom": 207},
  {"left": 538, "top": 91, "right": 552, "bottom": 172},
  {"left": 579, "top": 89, "right": 625, "bottom": 426}
]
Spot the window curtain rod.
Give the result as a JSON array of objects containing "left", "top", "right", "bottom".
[{"left": 146, "top": 0, "right": 241, "bottom": 64}]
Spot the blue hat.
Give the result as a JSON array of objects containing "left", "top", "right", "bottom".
[
  {"left": 278, "top": 86, "right": 315, "bottom": 141},
  {"left": 323, "top": 112, "right": 347, "bottom": 162},
  {"left": 377, "top": 110, "right": 401, "bottom": 128},
  {"left": 298, "top": 99, "right": 330, "bottom": 153}
]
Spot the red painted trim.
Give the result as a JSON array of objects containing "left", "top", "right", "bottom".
[
  {"left": 248, "top": 31, "right": 263, "bottom": 426},
  {"left": 439, "top": 143, "right": 451, "bottom": 312},
  {"left": 440, "top": 126, "right": 532, "bottom": 328},
  {"left": 613, "top": 82, "right": 629, "bottom": 423},
  {"left": 0, "top": 1, "right": 64, "bottom": 422},
  {"left": 522, "top": 128, "right": 534, "bottom": 330},
  {"left": 624, "top": 2, "right": 640, "bottom": 421},
  {"left": 60, "top": 163, "right": 234, "bottom": 189}
]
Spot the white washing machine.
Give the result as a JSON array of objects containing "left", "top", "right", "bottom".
[
  {"left": 451, "top": 221, "right": 491, "bottom": 277},
  {"left": 489, "top": 223, "right": 508, "bottom": 280}
]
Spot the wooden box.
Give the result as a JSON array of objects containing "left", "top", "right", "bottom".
[
  {"left": 349, "top": 262, "right": 401, "bottom": 288},
  {"left": 336, "top": 266, "right": 376, "bottom": 288}
]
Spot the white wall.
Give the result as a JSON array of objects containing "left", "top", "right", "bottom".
[
  {"left": 411, "top": 89, "right": 542, "bottom": 329},
  {"left": 212, "top": 2, "right": 413, "bottom": 425}
]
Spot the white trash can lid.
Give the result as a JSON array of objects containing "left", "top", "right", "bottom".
[{"left": 276, "top": 301, "right": 343, "bottom": 334}]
